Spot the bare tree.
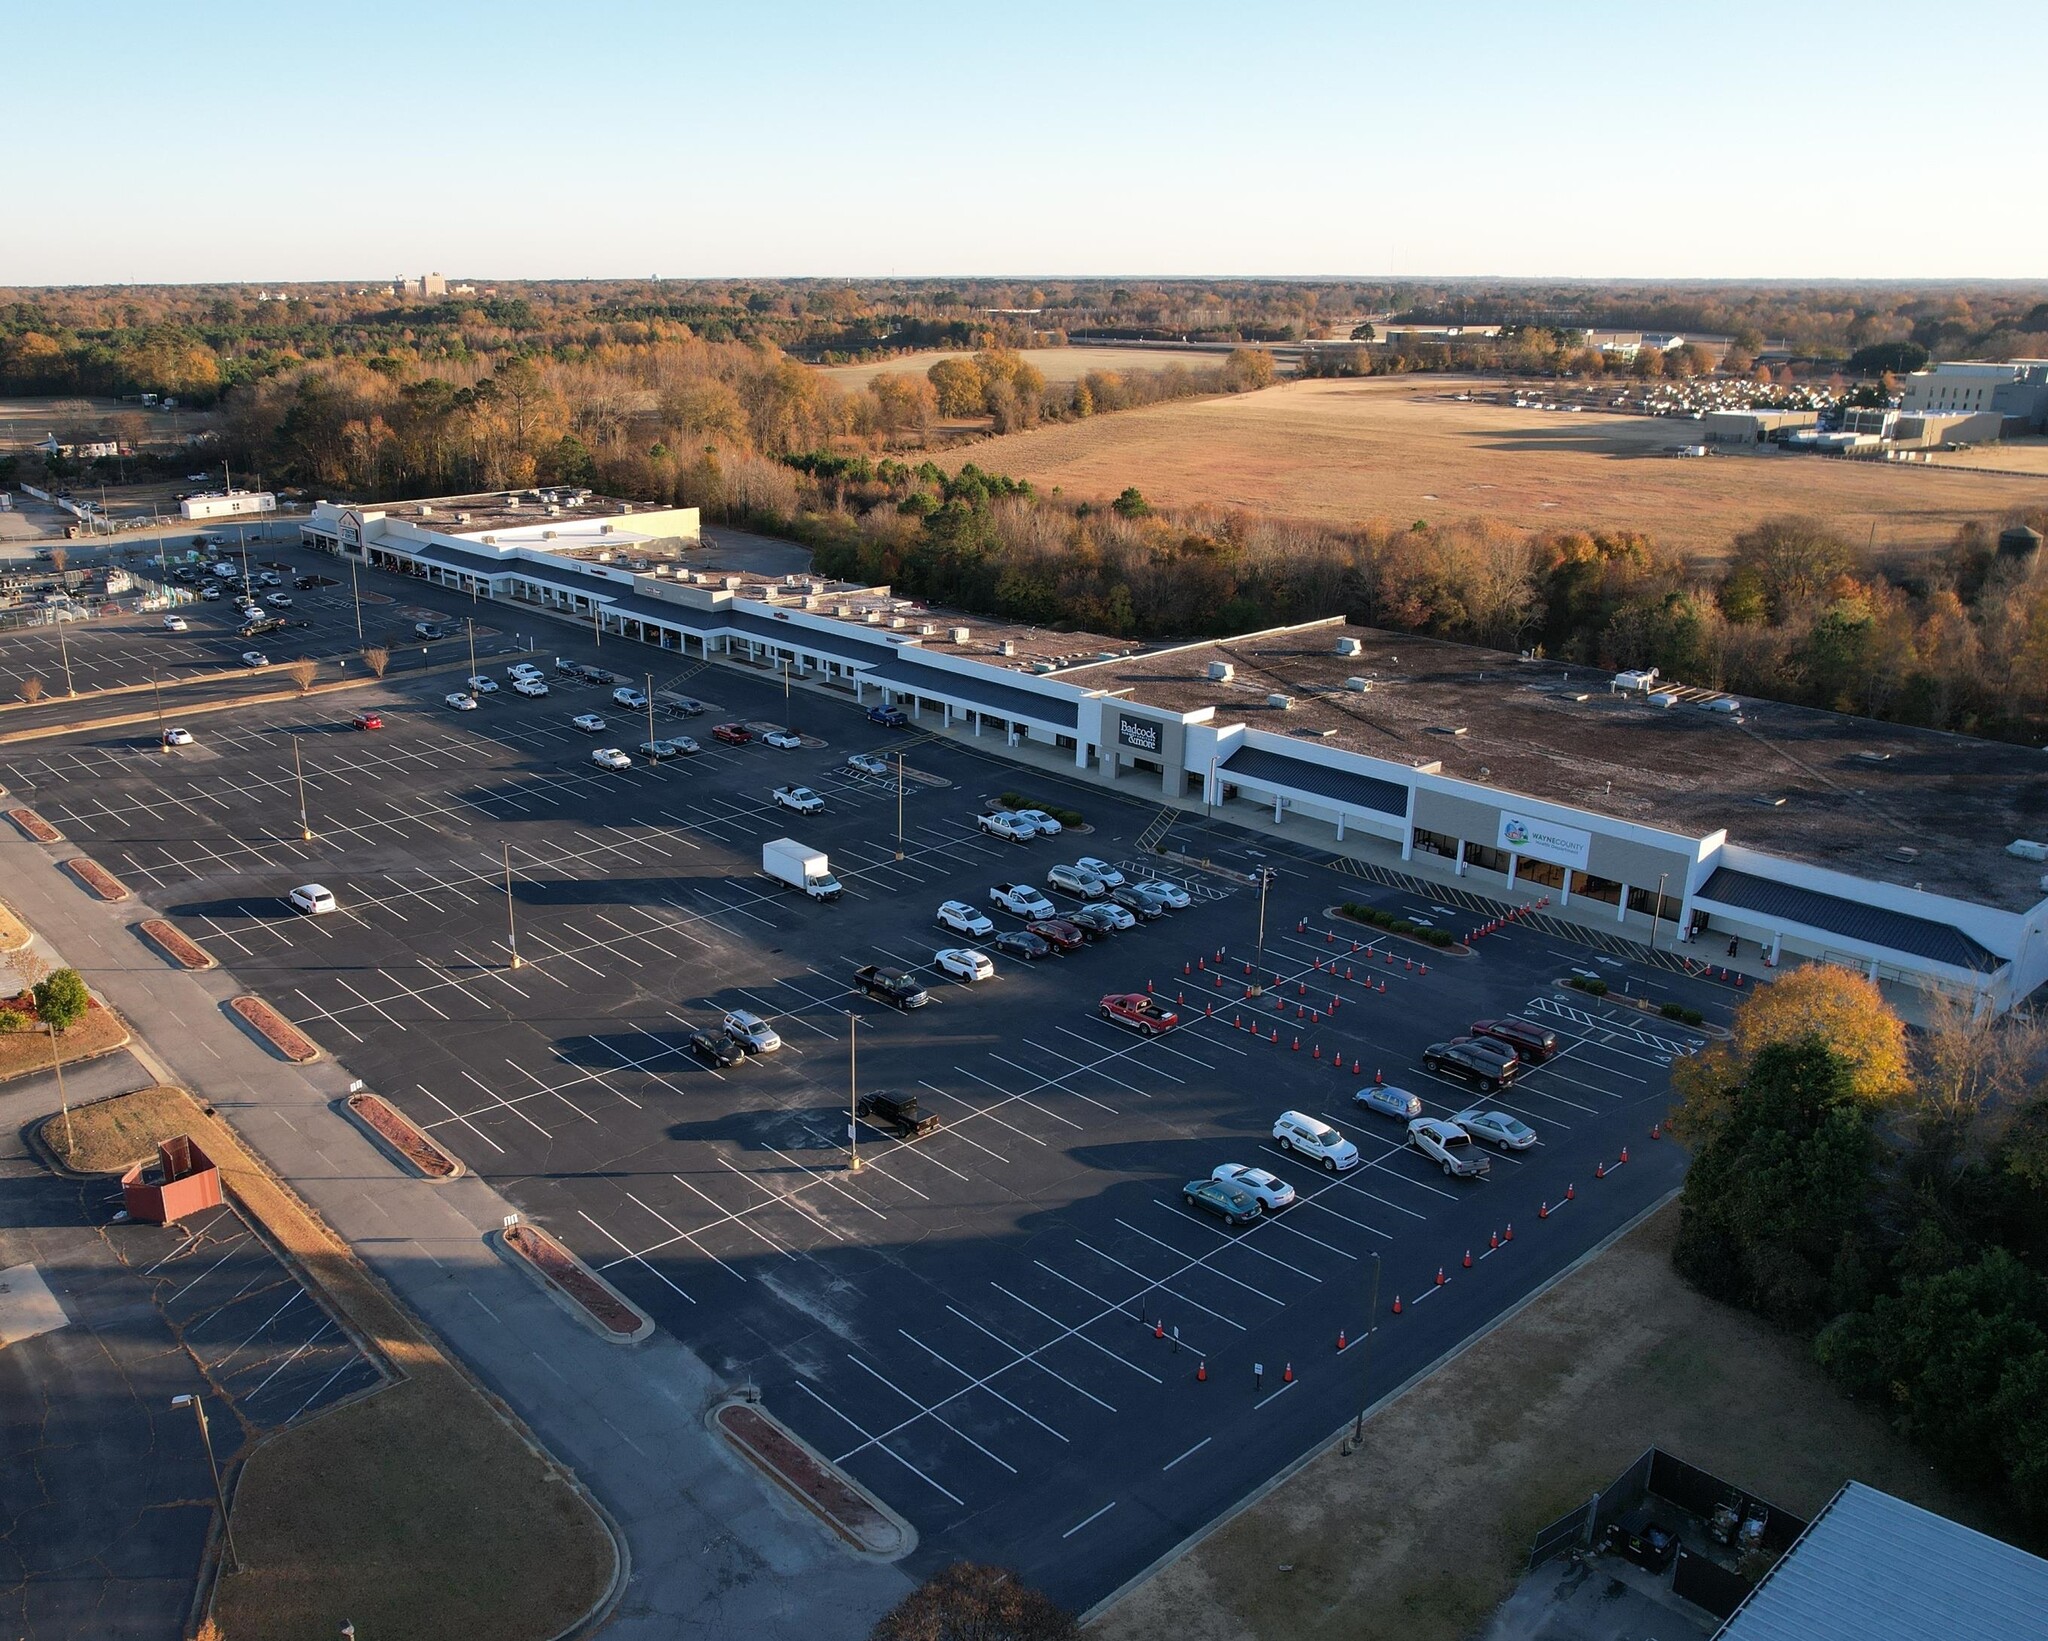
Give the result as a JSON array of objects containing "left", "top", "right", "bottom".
[
  {"left": 870, "top": 1563, "right": 1075, "bottom": 1641},
  {"left": 361, "top": 646, "right": 389, "bottom": 679},
  {"left": 10, "top": 948, "right": 52, "bottom": 996},
  {"left": 20, "top": 676, "right": 45, "bottom": 704},
  {"left": 288, "top": 658, "right": 318, "bottom": 695}
]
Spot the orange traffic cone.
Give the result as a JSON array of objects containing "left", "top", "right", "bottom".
[
  {"left": 1539, "top": 1200, "right": 1550, "bottom": 1219},
  {"left": 1291, "top": 1037, "right": 1300, "bottom": 1052},
  {"left": 1313, "top": 1044, "right": 1321, "bottom": 1059},
  {"left": 1197, "top": 1359, "right": 1207, "bottom": 1381},
  {"left": 1434, "top": 1266, "right": 1445, "bottom": 1287},
  {"left": 1337, "top": 1329, "right": 1347, "bottom": 1352},
  {"left": 1351, "top": 1058, "right": 1361, "bottom": 1074},
  {"left": 1463, "top": 1249, "right": 1472, "bottom": 1269},
  {"left": 1620, "top": 1146, "right": 1629, "bottom": 1165},
  {"left": 1391, "top": 1294, "right": 1402, "bottom": 1314},
  {"left": 1155, "top": 1320, "right": 1164, "bottom": 1339},
  {"left": 1489, "top": 1230, "right": 1499, "bottom": 1250},
  {"left": 1283, "top": 1362, "right": 1294, "bottom": 1383},
  {"left": 1375, "top": 1068, "right": 1384, "bottom": 1084},
  {"left": 1651, "top": 1122, "right": 1661, "bottom": 1139},
  {"left": 1566, "top": 1182, "right": 1576, "bottom": 1200},
  {"left": 1505, "top": 1222, "right": 1514, "bottom": 1241},
  {"left": 1596, "top": 1160, "right": 1607, "bottom": 1179}
]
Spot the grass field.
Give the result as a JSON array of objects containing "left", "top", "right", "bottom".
[
  {"left": 814, "top": 345, "right": 1237, "bottom": 390},
  {"left": 954, "top": 377, "right": 2048, "bottom": 561},
  {"left": 1091, "top": 1204, "right": 1993, "bottom": 1641}
]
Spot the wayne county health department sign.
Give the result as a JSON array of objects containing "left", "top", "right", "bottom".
[
  {"left": 1116, "top": 713, "right": 1163, "bottom": 755},
  {"left": 1496, "top": 811, "right": 1592, "bottom": 869}
]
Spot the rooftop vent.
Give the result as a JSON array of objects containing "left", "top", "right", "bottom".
[
  {"left": 1888, "top": 847, "right": 1921, "bottom": 864},
  {"left": 1333, "top": 636, "right": 1363, "bottom": 657},
  {"left": 999, "top": 640, "right": 1017, "bottom": 656},
  {"left": 418, "top": 505, "right": 433, "bottom": 518},
  {"left": 1648, "top": 691, "right": 1679, "bottom": 708},
  {"left": 889, "top": 616, "right": 908, "bottom": 630},
  {"left": 1267, "top": 693, "right": 1294, "bottom": 711},
  {"left": 542, "top": 529, "right": 557, "bottom": 540},
  {"left": 1208, "top": 661, "right": 1235, "bottom": 683},
  {"left": 1855, "top": 750, "right": 1893, "bottom": 763},
  {"left": 1296, "top": 726, "right": 1339, "bottom": 739},
  {"left": 2007, "top": 840, "right": 2048, "bottom": 862},
  {"left": 455, "top": 511, "right": 471, "bottom": 524},
  {"left": 480, "top": 534, "right": 497, "bottom": 545},
  {"left": 864, "top": 610, "right": 883, "bottom": 624},
  {"left": 951, "top": 626, "right": 971, "bottom": 644},
  {"left": 1432, "top": 725, "right": 1469, "bottom": 736},
  {"left": 546, "top": 504, "right": 561, "bottom": 516},
  {"left": 917, "top": 622, "right": 939, "bottom": 637},
  {"left": 1705, "top": 697, "right": 1740, "bottom": 714},
  {"left": 1345, "top": 676, "right": 1370, "bottom": 693}
]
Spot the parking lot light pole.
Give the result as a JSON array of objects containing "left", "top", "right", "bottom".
[
  {"left": 895, "top": 755, "right": 905, "bottom": 861},
  {"left": 1350, "top": 1253, "right": 1382, "bottom": 1450},
  {"left": 171, "top": 1393, "right": 238, "bottom": 1574},
  {"left": 291, "top": 735, "right": 312, "bottom": 841},
  {"left": 153, "top": 669, "right": 165, "bottom": 752},
  {"left": 49, "top": 1022, "right": 73, "bottom": 1157},
  {"left": 55, "top": 610, "right": 75, "bottom": 697},
  {"left": 645, "top": 673, "right": 655, "bottom": 751},
  {"left": 1248, "top": 867, "right": 1274, "bottom": 994},
  {"left": 847, "top": 1014, "right": 862, "bottom": 1173},
  {"left": 466, "top": 617, "right": 478, "bottom": 685},
  {"left": 502, "top": 842, "right": 522, "bottom": 968},
  {"left": 349, "top": 560, "right": 364, "bottom": 645},
  {"left": 1649, "top": 870, "right": 1669, "bottom": 952}
]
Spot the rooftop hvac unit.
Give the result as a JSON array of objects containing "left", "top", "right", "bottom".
[
  {"left": 1648, "top": 691, "right": 1679, "bottom": 708},
  {"left": 1207, "top": 661, "right": 1234, "bottom": 682},
  {"left": 723, "top": 575, "right": 742, "bottom": 590},
  {"left": 950, "top": 626, "right": 970, "bottom": 644},
  {"left": 1345, "top": 677, "right": 1370, "bottom": 692},
  {"left": 1333, "top": 636, "right": 1363, "bottom": 657},
  {"left": 418, "top": 505, "right": 434, "bottom": 517},
  {"left": 998, "top": 640, "right": 1017, "bottom": 657},
  {"left": 480, "top": 534, "right": 497, "bottom": 545},
  {"left": 1267, "top": 693, "right": 1294, "bottom": 710},
  {"left": 653, "top": 563, "right": 672, "bottom": 576},
  {"left": 890, "top": 616, "right": 908, "bottom": 629},
  {"left": 546, "top": 504, "right": 560, "bottom": 516},
  {"left": 503, "top": 497, "right": 519, "bottom": 508},
  {"left": 455, "top": 512, "right": 471, "bottom": 524},
  {"left": 1613, "top": 667, "right": 1658, "bottom": 692},
  {"left": 918, "top": 622, "right": 938, "bottom": 637},
  {"left": 864, "top": 610, "right": 883, "bottom": 624},
  {"left": 596, "top": 551, "right": 613, "bottom": 563},
  {"left": 542, "top": 529, "right": 557, "bottom": 540},
  {"left": 598, "top": 523, "right": 614, "bottom": 534},
  {"left": 833, "top": 604, "right": 852, "bottom": 617},
  {"left": 2008, "top": 840, "right": 2048, "bottom": 862}
]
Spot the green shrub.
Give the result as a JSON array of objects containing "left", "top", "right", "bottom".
[
  {"left": 34, "top": 968, "right": 90, "bottom": 1032},
  {"left": 1660, "top": 1002, "right": 1706, "bottom": 1025},
  {"left": 1424, "top": 928, "right": 1454, "bottom": 947},
  {"left": 997, "top": 792, "right": 1084, "bottom": 829},
  {"left": 1568, "top": 975, "right": 1609, "bottom": 996},
  {"left": 0, "top": 1009, "right": 26, "bottom": 1034}
]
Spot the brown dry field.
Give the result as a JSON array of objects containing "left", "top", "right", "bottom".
[
  {"left": 955, "top": 377, "right": 2048, "bottom": 562},
  {"left": 815, "top": 345, "right": 1234, "bottom": 390},
  {"left": 1091, "top": 1204, "right": 1994, "bottom": 1641}
]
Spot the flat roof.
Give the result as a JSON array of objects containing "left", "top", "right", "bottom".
[{"left": 1061, "top": 624, "right": 2048, "bottom": 912}]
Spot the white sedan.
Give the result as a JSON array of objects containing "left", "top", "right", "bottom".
[
  {"left": 762, "top": 728, "right": 802, "bottom": 749},
  {"left": 1141, "top": 877, "right": 1192, "bottom": 909},
  {"left": 1453, "top": 1108, "right": 1539, "bottom": 1150},
  {"left": 1075, "top": 855, "right": 1125, "bottom": 887},
  {"left": 240, "top": 650, "right": 269, "bottom": 668},
  {"left": 590, "top": 747, "right": 632, "bottom": 771},
  {"left": 265, "top": 592, "right": 293, "bottom": 607},
  {"left": 466, "top": 675, "right": 500, "bottom": 694},
  {"left": 934, "top": 947, "right": 994, "bottom": 983},
  {"left": 571, "top": 713, "right": 608, "bottom": 733},
  {"left": 161, "top": 726, "right": 194, "bottom": 747},
  {"left": 444, "top": 691, "right": 478, "bottom": 711},
  {"left": 1211, "top": 1163, "right": 1296, "bottom": 1211},
  {"left": 1014, "top": 808, "right": 1063, "bottom": 836},
  {"left": 936, "top": 900, "right": 995, "bottom": 938},
  {"left": 162, "top": 614, "right": 189, "bottom": 631},
  {"left": 287, "top": 883, "right": 337, "bottom": 916},
  {"left": 848, "top": 753, "right": 890, "bottom": 776}
]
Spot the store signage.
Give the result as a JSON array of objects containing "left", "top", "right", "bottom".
[
  {"left": 1117, "top": 714, "right": 1162, "bottom": 754},
  {"left": 1497, "top": 811, "right": 1592, "bottom": 868}
]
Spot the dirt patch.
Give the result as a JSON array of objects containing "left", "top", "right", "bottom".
[
  {"left": 43, "top": 1084, "right": 620, "bottom": 1641},
  {"left": 716, "top": 1400, "right": 909, "bottom": 1556},
  {"left": 1090, "top": 1203, "right": 1997, "bottom": 1641},
  {"left": 954, "top": 378, "right": 2046, "bottom": 563},
  {"left": 136, "top": 917, "right": 216, "bottom": 969},
  {"left": 0, "top": 998, "right": 129, "bottom": 1085},
  {"left": 502, "top": 1223, "right": 649, "bottom": 1341},
  {"left": 0, "top": 895, "right": 29, "bottom": 952},
  {"left": 346, "top": 1091, "right": 460, "bottom": 1179},
  {"left": 228, "top": 995, "right": 320, "bottom": 1062},
  {"left": 6, "top": 806, "right": 61, "bottom": 843},
  {"left": 63, "top": 856, "right": 129, "bottom": 901}
]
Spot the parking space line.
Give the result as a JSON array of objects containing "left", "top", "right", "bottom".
[
  {"left": 1075, "top": 1240, "right": 1249, "bottom": 1332},
  {"left": 575, "top": 1210, "right": 697, "bottom": 1304},
  {"left": 898, "top": 1329, "right": 1071, "bottom": 1441},
  {"left": 845, "top": 1355, "right": 1018, "bottom": 1474},
  {"left": 414, "top": 1083, "right": 507, "bottom": 1153},
  {"left": 1123, "top": 1213, "right": 1311, "bottom": 1293},
  {"left": 1062, "top": 1501, "right": 1117, "bottom": 1539},
  {"left": 988, "top": 1284, "right": 1163, "bottom": 1385},
  {"left": 1163, "top": 1437, "right": 1211, "bottom": 1472},
  {"left": 718, "top": 1157, "right": 848, "bottom": 1242},
  {"left": 622, "top": 1191, "right": 748, "bottom": 1283},
  {"left": 798, "top": 1379, "right": 963, "bottom": 1506},
  {"left": 940, "top": 1306, "right": 1118, "bottom": 1413}
]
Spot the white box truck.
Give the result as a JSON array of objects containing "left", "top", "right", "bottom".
[{"left": 762, "top": 838, "right": 842, "bottom": 901}]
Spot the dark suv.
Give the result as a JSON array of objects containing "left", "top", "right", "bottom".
[
  {"left": 856, "top": 1090, "right": 940, "bottom": 1138},
  {"left": 1423, "top": 1036, "right": 1520, "bottom": 1090},
  {"left": 1472, "top": 1017, "right": 1558, "bottom": 1063}
]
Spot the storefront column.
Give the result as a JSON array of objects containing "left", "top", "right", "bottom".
[
  {"left": 1506, "top": 854, "right": 1519, "bottom": 889},
  {"left": 1335, "top": 812, "right": 1346, "bottom": 842},
  {"left": 1074, "top": 740, "right": 1089, "bottom": 769},
  {"left": 1616, "top": 884, "right": 1630, "bottom": 924},
  {"left": 1272, "top": 794, "right": 1284, "bottom": 824},
  {"left": 1559, "top": 870, "right": 1571, "bottom": 906},
  {"left": 1455, "top": 839, "right": 1467, "bottom": 877},
  {"left": 1769, "top": 932, "right": 1783, "bottom": 964}
]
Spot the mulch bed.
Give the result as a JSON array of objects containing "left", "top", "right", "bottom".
[
  {"left": 6, "top": 807, "right": 62, "bottom": 843},
  {"left": 715, "top": 1402, "right": 903, "bottom": 1554},
  {"left": 347, "top": 1091, "right": 460, "bottom": 1179},
  {"left": 137, "top": 918, "right": 215, "bottom": 970},
  {"left": 229, "top": 995, "right": 321, "bottom": 1062},
  {"left": 64, "top": 857, "right": 130, "bottom": 901},
  {"left": 503, "top": 1224, "right": 645, "bottom": 1339}
]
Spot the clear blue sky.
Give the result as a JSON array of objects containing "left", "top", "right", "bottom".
[{"left": 7, "top": 0, "right": 2041, "bottom": 285}]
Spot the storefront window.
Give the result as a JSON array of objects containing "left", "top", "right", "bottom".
[{"left": 1573, "top": 873, "right": 1623, "bottom": 906}]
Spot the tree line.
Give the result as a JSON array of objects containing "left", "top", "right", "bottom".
[{"left": 1671, "top": 968, "right": 2048, "bottom": 1535}]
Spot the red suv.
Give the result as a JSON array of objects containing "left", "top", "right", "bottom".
[
  {"left": 1026, "top": 918, "right": 1086, "bottom": 952},
  {"left": 712, "top": 722, "right": 752, "bottom": 745},
  {"left": 1471, "top": 1017, "right": 1558, "bottom": 1063}
]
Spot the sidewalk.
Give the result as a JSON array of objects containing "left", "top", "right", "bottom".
[{"left": 0, "top": 832, "right": 914, "bottom": 1640}]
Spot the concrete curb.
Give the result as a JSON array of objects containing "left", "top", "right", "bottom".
[
  {"left": 1326, "top": 903, "right": 1472, "bottom": 958},
  {"left": 709, "top": 1395, "right": 917, "bottom": 1562},
  {"left": 489, "top": 1224, "right": 655, "bottom": 1344},
  {"left": 338, "top": 1090, "right": 465, "bottom": 1181},
  {"left": 1078, "top": 1187, "right": 1685, "bottom": 1628},
  {"left": 225, "top": 995, "right": 322, "bottom": 1063}
]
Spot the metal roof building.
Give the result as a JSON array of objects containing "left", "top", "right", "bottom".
[{"left": 1714, "top": 1483, "right": 2048, "bottom": 1641}]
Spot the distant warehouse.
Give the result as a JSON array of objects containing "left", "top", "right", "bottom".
[
  {"left": 1900, "top": 359, "right": 2048, "bottom": 433},
  {"left": 1703, "top": 408, "right": 1819, "bottom": 444},
  {"left": 181, "top": 490, "right": 276, "bottom": 521}
]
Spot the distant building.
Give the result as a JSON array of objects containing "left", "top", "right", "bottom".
[
  {"left": 1900, "top": 359, "right": 2048, "bottom": 430},
  {"left": 391, "top": 272, "right": 449, "bottom": 299},
  {"left": 37, "top": 435, "right": 123, "bottom": 459},
  {"left": 181, "top": 491, "right": 277, "bottom": 520},
  {"left": 1703, "top": 408, "right": 1820, "bottom": 444}
]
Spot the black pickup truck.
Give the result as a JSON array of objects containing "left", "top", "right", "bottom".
[
  {"left": 852, "top": 964, "right": 929, "bottom": 1010},
  {"left": 856, "top": 1090, "right": 940, "bottom": 1138}
]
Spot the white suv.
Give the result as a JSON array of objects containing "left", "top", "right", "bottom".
[
  {"left": 1272, "top": 1110, "right": 1360, "bottom": 1173},
  {"left": 936, "top": 900, "right": 995, "bottom": 937}
]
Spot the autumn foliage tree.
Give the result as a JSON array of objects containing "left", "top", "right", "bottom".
[{"left": 870, "top": 1563, "right": 1076, "bottom": 1641}]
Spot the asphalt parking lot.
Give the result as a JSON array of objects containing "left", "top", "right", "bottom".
[{"left": 3, "top": 546, "right": 1726, "bottom": 1611}]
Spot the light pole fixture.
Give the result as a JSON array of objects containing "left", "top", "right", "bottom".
[
  {"left": 847, "top": 1014, "right": 863, "bottom": 1173},
  {"left": 1249, "top": 867, "right": 1274, "bottom": 994},
  {"left": 895, "top": 754, "right": 905, "bottom": 862},
  {"left": 171, "top": 1393, "right": 239, "bottom": 1574},
  {"left": 349, "top": 560, "right": 364, "bottom": 645},
  {"left": 153, "top": 669, "right": 165, "bottom": 753},
  {"left": 55, "top": 608, "right": 75, "bottom": 697},
  {"left": 50, "top": 1021, "right": 73, "bottom": 1157},
  {"left": 503, "top": 841, "right": 522, "bottom": 968},
  {"left": 645, "top": 671, "right": 655, "bottom": 753},
  {"left": 1350, "top": 1253, "right": 1382, "bottom": 1449},
  {"left": 1649, "top": 870, "right": 1669, "bottom": 951},
  {"left": 292, "top": 735, "right": 312, "bottom": 841}
]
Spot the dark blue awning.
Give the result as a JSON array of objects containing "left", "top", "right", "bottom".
[
  {"left": 1696, "top": 867, "right": 2000, "bottom": 972},
  {"left": 1219, "top": 745, "right": 1409, "bottom": 817}
]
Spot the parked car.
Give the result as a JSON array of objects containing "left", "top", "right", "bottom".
[
  {"left": 1181, "top": 1176, "right": 1263, "bottom": 1226},
  {"left": 1211, "top": 1163, "right": 1295, "bottom": 1211},
  {"left": 512, "top": 677, "right": 549, "bottom": 697},
  {"left": 990, "top": 882, "right": 1055, "bottom": 919},
  {"left": 1013, "top": 809, "right": 1063, "bottom": 836},
  {"left": 1069, "top": 902, "right": 1135, "bottom": 935},
  {"left": 763, "top": 728, "right": 802, "bottom": 749},
  {"left": 934, "top": 947, "right": 994, "bottom": 982},
  {"left": 257, "top": 571, "right": 282, "bottom": 587},
  {"left": 1139, "top": 877, "right": 1191, "bottom": 909},
  {"left": 445, "top": 691, "right": 479, "bottom": 711},
  {"left": 1423, "top": 1037, "right": 1519, "bottom": 1090},
  {"left": 665, "top": 734, "right": 701, "bottom": 755},
  {"left": 1110, "top": 884, "right": 1166, "bottom": 919},
  {"left": 162, "top": 614, "right": 188, "bottom": 631},
  {"left": 199, "top": 585, "right": 221, "bottom": 600},
  {"left": 856, "top": 1089, "right": 940, "bottom": 1138},
  {"left": 465, "top": 675, "right": 499, "bottom": 694},
  {"left": 685, "top": 1027, "right": 745, "bottom": 1068},
  {"left": 993, "top": 929, "right": 1052, "bottom": 961},
  {"left": 1408, "top": 1116, "right": 1492, "bottom": 1178},
  {"left": 1046, "top": 863, "right": 1108, "bottom": 899},
  {"left": 712, "top": 722, "right": 752, "bottom": 745},
  {"left": 937, "top": 900, "right": 995, "bottom": 938},
  {"left": 293, "top": 575, "right": 322, "bottom": 590},
  {"left": 1073, "top": 857, "right": 1125, "bottom": 888},
  {"left": 660, "top": 696, "right": 705, "bottom": 718},
  {"left": 590, "top": 747, "right": 632, "bottom": 771},
  {"left": 612, "top": 686, "right": 647, "bottom": 709},
  {"left": 287, "top": 883, "right": 337, "bottom": 916},
  {"left": 1354, "top": 1083, "right": 1424, "bottom": 1120},
  {"left": 638, "top": 738, "right": 681, "bottom": 760},
  {"left": 1471, "top": 1018, "right": 1559, "bottom": 1063},
  {"left": 978, "top": 811, "right": 1034, "bottom": 842},
  {"left": 238, "top": 618, "right": 284, "bottom": 639},
  {"left": 1025, "top": 918, "right": 1086, "bottom": 952},
  {"left": 348, "top": 710, "right": 383, "bottom": 731},
  {"left": 721, "top": 1010, "right": 781, "bottom": 1053},
  {"left": 772, "top": 785, "right": 825, "bottom": 815},
  {"left": 1452, "top": 1108, "right": 1538, "bottom": 1151},
  {"left": 161, "top": 726, "right": 194, "bottom": 747},
  {"left": 240, "top": 650, "right": 269, "bottom": 668},
  {"left": 265, "top": 592, "right": 293, "bottom": 608},
  {"left": 1272, "top": 1110, "right": 1360, "bottom": 1172},
  {"left": 866, "top": 704, "right": 908, "bottom": 728},
  {"left": 414, "top": 621, "right": 444, "bottom": 640},
  {"left": 571, "top": 713, "right": 608, "bottom": 734},
  {"left": 508, "top": 662, "right": 544, "bottom": 680},
  {"left": 1098, "top": 993, "right": 1179, "bottom": 1034},
  {"left": 848, "top": 752, "right": 890, "bottom": 777},
  {"left": 853, "top": 965, "right": 929, "bottom": 1010}
]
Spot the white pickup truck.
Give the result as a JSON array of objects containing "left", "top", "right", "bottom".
[
  {"left": 990, "top": 882, "right": 1055, "bottom": 919},
  {"left": 773, "top": 785, "right": 825, "bottom": 815}
]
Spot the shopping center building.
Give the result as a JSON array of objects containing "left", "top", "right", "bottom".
[{"left": 304, "top": 493, "right": 2048, "bottom": 1015}]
